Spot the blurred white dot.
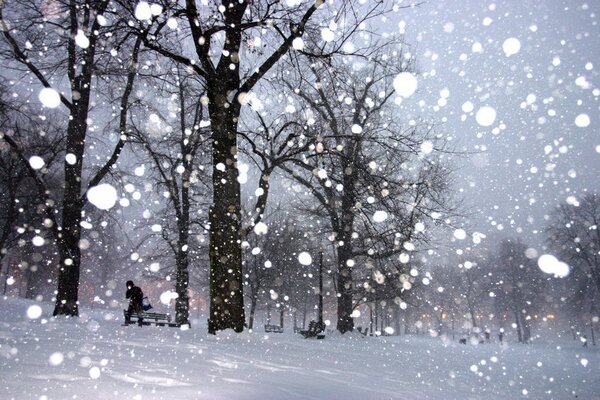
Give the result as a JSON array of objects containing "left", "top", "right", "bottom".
[
  {"left": 453, "top": 229, "right": 467, "bottom": 240},
  {"left": 27, "top": 305, "right": 43, "bottom": 319},
  {"left": 502, "top": 37, "right": 521, "bottom": 57},
  {"left": 575, "top": 114, "right": 590, "bottom": 128},
  {"left": 149, "top": 262, "right": 160, "bottom": 273},
  {"left": 462, "top": 101, "right": 474, "bottom": 113},
  {"left": 38, "top": 88, "right": 61, "bottom": 108},
  {"left": 373, "top": 210, "right": 388, "bottom": 222},
  {"left": 292, "top": 37, "right": 304, "bottom": 50},
  {"left": 134, "top": 2, "right": 152, "bottom": 20},
  {"left": 89, "top": 366, "right": 101, "bottom": 379},
  {"left": 298, "top": 252, "right": 312, "bottom": 265},
  {"left": 393, "top": 72, "right": 418, "bottom": 98},
  {"left": 253, "top": 222, "right": 268, "bottom": 235},
  {"left": 49, "top": 352, "right": 64, "bottom": 366},
  {"left": 29, "top": 156, "right": 45, "bottom": 170},
  {"left": 476, "top": 106, "right": 496, "bottom": 127}
]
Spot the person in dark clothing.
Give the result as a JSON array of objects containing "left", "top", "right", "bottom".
[{"left": 125, "top": 280, "right": 144, "bottom": 326}]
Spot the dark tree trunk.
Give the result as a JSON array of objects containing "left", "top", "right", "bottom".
[
  {"left": 522, "top": 316, "right": 531, "bottom": 343},
  {"left": 514, "top": 311, "right": 523, "bottom": 343},
  {"left": 248, "top": 294, "right": 258, "bottom": 330},
  {"left": 53, "top": 116, "right": 87, "bottom": 316},
  {"left": 403, "top": 308, "right": 411, "bottom": 334},
  {"left": 336, "top": 237, "right": 354, "bottom": 333},
  {"left": 1, "top": 260, "right": 8, "bottom": 296},
  {"left": 279, "top": 306, "right": 284, "bottom": 329},
  {"left": 174, "top": 168, "right": 191, "bottom": 326},
  {"left": 175, "top": 248, "right": 190, "bottom": 326},
  {"left": 207, "top": 88, "right": 245, "bottom": 334},
  {"left": 469, "top": 304, "right": 478, "bottom": 329},
  {"left": 393, "top": 303, "right": 401, "bottom": 336},
  {"left": 369, "top": 304, "right": 374, "bottom": 335},
  {"left": 293, "top": 311, "right": 297, "bottom": 331},
  {"left": 0, "top": 186, "right": 16, "bottom": 293},
  {"left": 2, "top": 0, "right": 133, "bottom": 318},
  {"left": 334, "top": 153, "right": 357, "bottom": 333},
  {"left": 302, "top": 296, "right": 308, "bottom": 329}
]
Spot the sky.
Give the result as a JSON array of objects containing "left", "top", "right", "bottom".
[
  {"left": 383, "top": 0, "right": 600, "bottom": 250},
  {"left": 4, "top": 0, "right": 598, "bottom": 267}
]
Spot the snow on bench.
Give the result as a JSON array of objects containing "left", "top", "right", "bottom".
[
  {"left": 299, "top": 320, "right": 325, "bottom": 339},
  {"left": 122, "top": 310, "right": 178, "bottom": 327},
  {"left": 264, "top": 324, "right": 284, "bottom": 333}
]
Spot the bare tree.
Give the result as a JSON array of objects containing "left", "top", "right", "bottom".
[
  {"left": 0, "top": 1, "right": 142, "bottom": 316},
  {"left": 547, "top": 194, "right": 600, "bottom": 295},
  {"left": 243, "top": 213, "right": 315, "bottom": 331},
  {"left": 0, "top": 84, "right": 63, "bottom": 298},
  {"left": 127, "top": 0, "right": 392, "bottom": 333},
  {"left": 546, "top": 194, "right": 600, "bottom": 339},
  {"left": 129, "top": 66, "right": 211, "bottom": 325},
  {"left": 454, "top": 257, "right": 494, "bottom": 330},
  {"left": 270, "top": 43, "right": 456, "bottom": 333},
  {"left": 493, "top": 239, "right": 545, "bottom": 343}
]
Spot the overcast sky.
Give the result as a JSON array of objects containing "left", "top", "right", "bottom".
[{"left": 382, "top": 0, "right": 600, "bottom": 249}]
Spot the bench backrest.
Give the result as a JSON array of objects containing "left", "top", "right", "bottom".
[{"left": 123, "top": 309, "right": 171, "bottom": 321}]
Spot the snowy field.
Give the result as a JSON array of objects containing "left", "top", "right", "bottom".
[{"left": 0, "top": 297, "right": 598, "bottom": 400}]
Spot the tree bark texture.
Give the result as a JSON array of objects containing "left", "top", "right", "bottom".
[{"left": 207, "top": 88, "right": 244, "bottom": 333}]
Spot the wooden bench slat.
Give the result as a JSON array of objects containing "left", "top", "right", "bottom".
[
  {"left": 123, "top": 309, "right": 171, "bottom": 323},
  {"left": 264, "top": 324, "right": 284, "bottom": 333}
]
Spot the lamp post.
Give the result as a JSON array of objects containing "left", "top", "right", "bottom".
[{"left": 318, "top": 251, "right": 324, "bottom": 330}]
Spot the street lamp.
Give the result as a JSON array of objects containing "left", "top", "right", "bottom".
[{"left": 318, "top": 251, "right": 324, "bottom": 331}]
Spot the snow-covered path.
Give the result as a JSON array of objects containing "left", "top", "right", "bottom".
[{"left": 1, "top": 297, "right": 598, "bottom": 400}]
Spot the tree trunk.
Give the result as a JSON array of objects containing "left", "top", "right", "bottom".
[
  {"left": 336, "top": 241, "right": 354, "bottom": 333},
  {"left": 302, "top": 296, "right": 308, "bottom": 329},
  {"left": 248, "top": 294, "right": 258, "bottom": 330},
  {"left": 175, "top": 248, "right": 190, "bottom": 326},
  {"left": 369, "top": 303, "right": 374, "bottom": 335},
  {"left": 266, "top": 304, "right": 272, "bottom": 325},
  {"left": 374, "top": 301, "right": 379, "bottom": 333},
  {"left": 207, "top": 89, "right": 245, "bottom": 334},
  {"left": 522, "top": 317, "right": 531, "bottom": 343},
  {"left": 279, "top": 306, "right": 284, "bottom": 329},
  {"left": 468, "top": 300, "right": 477, "bottom": 329},
  {"left": 293, "top": 311, "right": 298, "bottom": 332},
  {"left": 393, "top": 303, "right": 401, "bottom": 336},
  {"left": 514, "top": 311, "right": 523, "bottom": 343},
  {"left": 53, "top": 118, "right": 86, "bottom": 316},
  {"left": 175, "top": 168, "right": 191, "bottom": 326},
  {"left": 2, "top": 258, "right": 9, "bottom": 296}
]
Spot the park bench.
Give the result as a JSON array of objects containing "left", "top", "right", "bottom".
[
  {"left": 299, "top": 320, "right": 325, "bottom": 339},
  {"left": 357, "top": 326, "right": 369, "bottom": 336},
  {"left": 122, "top": 310, "right": 178, "bottom": 327},
  {"left": 264, "top": 324, "right": 284, "bottom": 333}
]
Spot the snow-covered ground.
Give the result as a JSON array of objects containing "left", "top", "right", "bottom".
[{"left": 0, "top": 297, "right": 597, "bottom": 400}]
